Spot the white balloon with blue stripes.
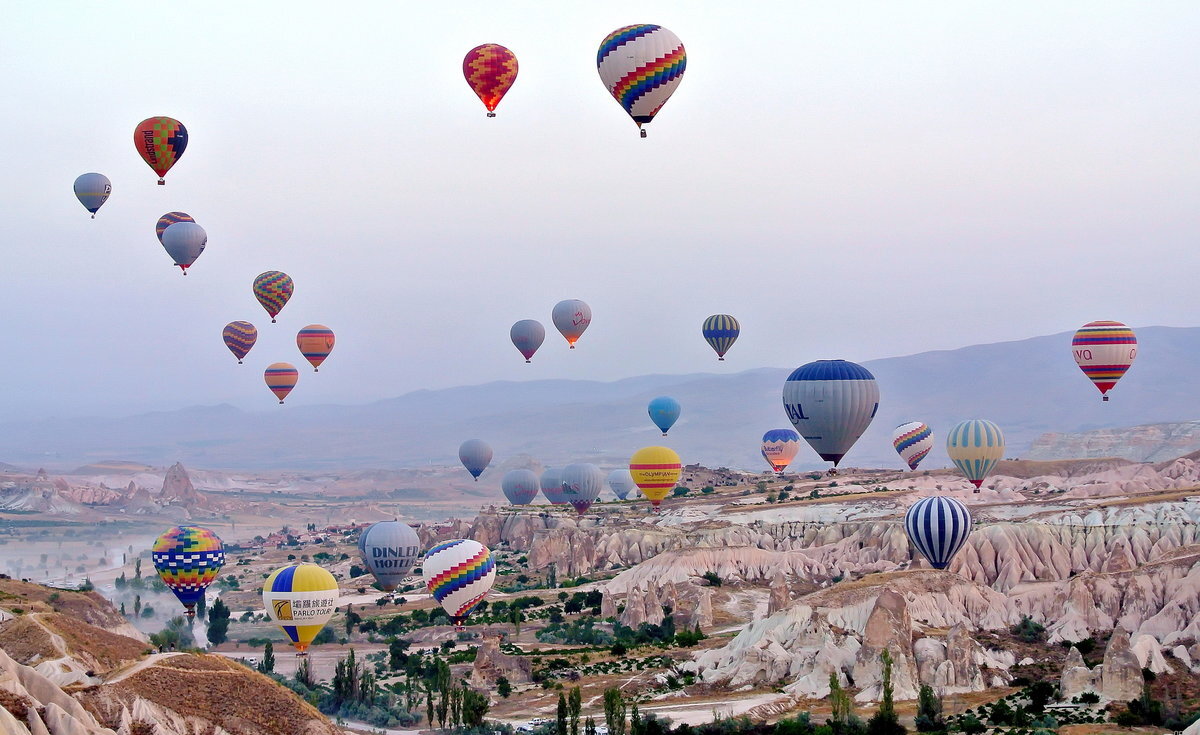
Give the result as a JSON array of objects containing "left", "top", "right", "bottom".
[{"left": 904, "top": 496, "right": 972, "bottom": 570}]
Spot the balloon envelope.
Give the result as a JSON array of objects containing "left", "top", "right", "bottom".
[
  {"left": 134, "top": 116, "right": 187, "bottom": 183},
  {"left": 702, "top": 314, "right": 740, "bottom": 360},
  {"left": 647, "top": 396, "right": 681, "bottom": 435},
  {"left": 459, "top": 439, "right": 493, "bottom": 480},
  {"left": 540, "top": 468, "right": 568, "bottom": 504},
  {"left": 359, "top": 521, "right": 421, "bottom": 592},
  {"left": 156, "top": 212, "right": 194, "bottom": 243},
  {"left": 253, "top": 271, "right": 294, "bottom": 322},
  {"left": 464, "top": 44, "right": 518, "bottom": 114},
  {"left": 161, "top": 222, "right": 207, "bottom": 272},
  {"left": 510, "top": 320, "right": 546, "bottom": 363},
  {"left": 761, "top": 429, "right": 801, "bottom": 473},
  {"left": 597, "top": 25, "right": 686, "bottom": 135},
  {"left": 1072, "top": 321, "right": 1137, "bottom": 401},
  {"left": 152, "top": 525, "right": 225, "bottom": 618},
  {"left": 782, "top": 360, "right": 879, "bottom": 467},
  {"left": 222, "top": 321, "right": 257, "bottom": 363},
  {"left": 607, "top": 469, "right": 636, "bottom": 500},
  {"left": 905, "top": 496, "right": 972, "bottom": 570},
  {"left": 892, "top": 422, "right": 933, "bottom": 471},
  {"left": 629, "top": 446, "right": 681, "bottom": 508},
  {"left": 73, "top": 173, "right": 111, "bottom": 217},
  {"left": 265, "top": 363, "right": 299, "bottom": 404},
  {"left": 422, "top": 539, "right": 496, "bottom": 624},
  {"left": 297, "top": 325, "right": 335, "bottom": 371},
  {"left": 501, "top": 469, "right": 540, "bottom": 505},
  {"left": 263, "top": 563, "right": 339, "bottom": 653},
  {"left": 560, "top": 463, "right": 604, "bottom": 515},
  {"left": 552, "top": 300, "right": 591, "bottom": 348},
  {"left": 946, "top": 420, "right": 1004, "bottom": 489}
]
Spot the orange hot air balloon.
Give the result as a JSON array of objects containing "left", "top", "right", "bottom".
[
  {"left": 463, "top": 44, "right": 518, "bottom": 117},
  {"left": 134, "top": 117, "right": 188, "bottom": 184},
  {"left": 296, "top": 325, "right": 335, "bottom": 372},
  {"left": 265, "top": 363, "right": 299, "bottom": 404},
  {"left": 629, "top": 446, "right": 682, "bottom": 512}
]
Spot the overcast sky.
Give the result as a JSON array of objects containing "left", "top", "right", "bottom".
[{"left": 2, "top": 2, "right": 1197, "bottom": 420}]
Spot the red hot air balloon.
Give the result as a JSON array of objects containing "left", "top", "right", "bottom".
[
  {"left": 134, "top": 117, "right": 188, "bottom": 184},
  {"left": 463, "top": 44, "right": 518, "bottom": 117}
]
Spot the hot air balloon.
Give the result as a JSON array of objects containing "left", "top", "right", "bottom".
[
  {"left": 161, "top": 221, "right": 207, "bottom": 274},
  {"left": 552, "top": 300, "right": 591, "bottom": 349},
  {"left": 560, "top": 463, "right": 605, "bottom": 515},
  {"left": 151, "top": 525, "right": 225, "bottom": 620},
  {"left": 1072, "top": 321, "right": 1137, "bottom": 402},
  {"left": 156, "top": 212, "right": 195, "bottom": 242},
  {"left": 297, "top": 325, "right": 335, "bottom": 372},
  {"left": 782, "top": 360, "right": 880, "bottom": 471},
  {"left": 422, "top": 539, "right": 496, "bottom": 626},
  {"left": 358, "top": 521, "right": 421, "bottom": 592},
  {"left": 511, "top": 320, "right": 546, "bottom": 363},
  {"left": 702, "top": 315, "right": 740, "bottom": 361},
  {"left": 905, "top": 496, "right": 972, "bottom": 570},
  {"left": 946, "top": 420, "right": 1004, "bottom": 491},
  {"left": 647, "top": 396, "right": 681, "bottom": 436},
  {"left": 222, "top": 321, "right": 257, "bottom": 364},
  {"left": 501, "top": 469, "right": 540, "bottom": 505},
  {"left": 540, "top": 468, "right": 568, "bottom": 504},
  {"left": 892, "top": 422, "right": 933, "bottom": 471},
  {"left": 253, "top": 271, "right": 294, "bottom": 323},
  {"left": 263, "top": 563, "right": 340, "bottom": 655},
  {"left": 73, "top": 173, "right": 111, "bottom": 218},
  {"left": 459, "top": 439, "right": 493, "bottom": 481},
  {"left": 265, "top": 363, "right": 299, "bottom": 404},
  {"left": 134, "top": 116, "right": 187, "bottom": 184},
  {"left": 607, "top": 469, "right": 636, "bottom": 500},
  {"left": 760, "top": 429, "right": 801, "bottom": 474},
  {"left": 597, "top": 25, "right": 687, "bottom": 138},
  {"left": 463, "top": 44, "right": 518, "bottom": 117},
  {"left": 629, "top": 446, "right": 681, "bottom": 511}
]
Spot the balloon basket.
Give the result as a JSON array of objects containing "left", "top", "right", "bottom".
[
  {"left": 525, "top": 359, "right": 531, "bottom": 364},
  {"left": 314, "top": 368, "right": 319, "bottom": 373},
  {"left": 718, "top": 357, "right": 725, "bottom": 361},
  {"left": 91, "top": 214, "right": 96, "bottom": 220},
  {"left": 640, "top": 129, "right": 647, "bottom": 138},
  {"left": 237, "top": 360, "right": 243, "bottom": 365},
  {"left": 1103, "top": 396, "right": 1109, "bottom": 402},
  {"left": 157, "top": 179, "right": 165, "bottom": 185},
  {"left": 278, "top": 400, "right": 284, "bottom": 405},
  {"left": 569, "top": 345, "right": 575, "bottom": 349},
  {"left": 271, "top": 318, "right": 277, "bottom": 323},
  {"left": 487, "top": 112, "right": 496, "bottom": 118}
]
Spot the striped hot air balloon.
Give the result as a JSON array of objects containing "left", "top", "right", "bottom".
[
  {"left": 501, "top": 469, "right": 540, "bottom": 505},
  {"left": 629, "top": 446, "right": 681, "bottom": 511},
  {"left": 1071, "top": 321, "right": 1137, "bottom": 402},
  {"left": 152, "top": 525, "right": 225, "bottom": 619},
  {"left": 510, "top": 320, "right": 546, "bottom": 363},
  {"left": 422, "top": 539, "right": 496, "bottom": 626},
  {"left": 782, "top": 360, "right": 880, "bottom": 469},
  {"left": 463, "top": 44, "right": 518, "bottom": 116},
  {"left": 264, "top": 362, "right": 299, "bottom": 404},
  {"left": 760, "top": 429, "right": 801, "bottom": 474},
  {"left": 647, "top": 396, "right": 681, "bottom": 436},
  {"left": 134, "top": 116, "right": 187, "bottom": 184},
  {"left": 702, "top": 314, "right": 740, "bottom": 361},
  {"left": 892, "top": 422, "right": 933, "bottom": 471},
  {"left": 560, "top": 463, "right": 605, "bottom": 515},
  {"left": 253, "top": 271, "right": 294, "bottom": 323},
  {"left": 607, "top": 469, "right": 636, "bottom": 500},
  {"left": 222, "top": 321, "right": 257, "bottom": 364},
  {"left": 358, "top": 521, "right": 421, "bottom": 593},
  {"left": 905, "top": 496, "right": 972, "bottom": 570},
  {"left": 552, "top": 300, "right": 591, "bottom": 348},
  {"left": 156, "top": 212, "right": 194, "bottom": 243},
  {"left": 597, "top": 24, "right": 686, "bottom": 138},
  {"left": 946, "top": 420, "right": 1004, "bottom": 491},
  {"left": 296, "top": 325, "right": 335, "bottom": 372},
  {"left": 262, "top": 563, "right": 340, "bottom": 654},
  {"left": 73, "top": 173, "right": 111, "bottom": 218},
  {"left": 540, "top": 468, "right": 568, "bottom": 504}
]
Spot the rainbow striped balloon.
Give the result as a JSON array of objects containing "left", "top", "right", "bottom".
[
  {"left": 253, "top": 271, "right": 294, "bottom": 323},
  {"left": 463, "top": 44, "right": 518, "bottom": 116},
  {"left": 422, "top": 539, "right": 496, "bottom": 625},
  {"left": 222, "top": 321, "right": 257, "bottom": 364},
  {"left": 152, "top": 525, "right": 225, "bottom": 618},
  {"left": 265, "top": 362, "right": 299, "bottom": 404},
  {"left": 597, "top": 24, "right": 686, "bottom": 137},
  {"left": 892, "top": 422, "right": 933, "bottom": 471},
  {"left": 296, "top": 324, "right": 335, "bottom": 372},
  {"left": 1071, "top": 321, "right": 1137, "bottom": 401}
]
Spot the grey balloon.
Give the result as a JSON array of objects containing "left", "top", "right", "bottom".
[
  {"left": 359, "top": 521, "right": 422, "bottom": 592},
  {"left": 510, "top": 319, "right": 546, "bottom": 363},
  {"left": 540, "top": 467, "right": 567, "bottom": 504},
  {"left": 501, "top": 469, "right": 540, "bottom": 505},
  {"left": 559, "top": 463, "right": 605, "bottom": 514},
  {"left": 161, "top": 221, "right": 207, "bottom": 270},
  {"left": 458, "top": 439, "right": 493, "bottom": 480},
  {"left": 607, "top": 469, "right": 636, "bottom": 500}
]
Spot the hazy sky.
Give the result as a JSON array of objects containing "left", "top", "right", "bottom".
[{"left": 2, "top": 2, "right": 1198, "bottom": 420}]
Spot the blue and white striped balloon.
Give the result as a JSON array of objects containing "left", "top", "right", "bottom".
[{"left": 904, "top": 496, "right": 972, "bottom": 570}]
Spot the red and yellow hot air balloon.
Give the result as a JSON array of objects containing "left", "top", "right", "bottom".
[
  {"left": 297, "top": 325, "right": 335, "bottom": 372},
  {"left": 134, "top": 117, "right": 188, "bottom": 184},
  {"left": 265, "top": 363, "right": 298, "bottom": 404},
  {"left": 629, "top": 446, "right": 681, "bottom": 512},
  {"left": 463, "top": 44, "right": 518, "bottom": 117}
]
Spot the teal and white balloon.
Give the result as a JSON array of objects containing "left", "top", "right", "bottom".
[
  {"left": 946, "top": 420, "right": 1004, "bottom": 490},
  {"left": 782, "top": 360, "right": 879, "bottom": 468},
  {"left": 73, "top": 173, "right": 111, "bottom": 218}
]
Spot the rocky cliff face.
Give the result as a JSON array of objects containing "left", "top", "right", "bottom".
[{"left": 1030, "top": 423, "right": 1200, "bottom": 462}]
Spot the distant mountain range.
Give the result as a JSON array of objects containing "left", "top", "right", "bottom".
[{"left": 4, "top": 326, "right": 1200, "bottom": 472}]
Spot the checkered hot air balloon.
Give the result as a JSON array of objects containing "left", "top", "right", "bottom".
[
  {"left": 905, "top": 496, "right": 972, "bottom": 570},
  {"left": 597, "top": 24, "right": 687, "bottom": 138},
  {"left": 134, "top": 116, "right": 187, "bottom": 184},
  {"left": 152, "top": 525, "right": 225, "bottom": 619},
  {"left": 1071, "top": 321, "right": 1137, "bottom": 402},
  {"left": 253, "top": 271, "right": 294, "bottom": 323},
  {"left": 463, "top": 44, "right": 518, "bottom": 117},
  {"left": 422, "top": 539, "right": 496, "bottom": 626},
  {"left": 156, "top": 212, "right": 194, "bottom": 243},
  {"left": 702, "top": 315, "right": 740, "bottom": 361}
]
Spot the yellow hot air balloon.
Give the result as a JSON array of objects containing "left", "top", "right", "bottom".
[
  {"left": 629, "top": 446, "right": 681, "bottom": 511},
  {"left": 262, "top": 563, "right": 339, "bottom": 655}
]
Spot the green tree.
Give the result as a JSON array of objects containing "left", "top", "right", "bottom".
[
  {"left": 957, "top": 714, "right": 985, "bottom": 735},
  {"left": 569, "top": 685, "right": 582, "bottom": 735},
  {"left": 914, "top": 685, "right": 944, "bottom": 732},
  {"left": 296, "top": 656, "right": 314, "bottom": 688},
  {"left": 1027, "top": 680, "right": 1056, "bottom": 714},
  {"left": 866, "top": 650, "right": 905, "bottom": 735},
  {"left": 206, "top": 597, "right": 231, "bottom": 646},
  {"left": 829, "top": 673, "right": 853, "bottom": 731},
  {"left": 498, "top": 676, "right": 512, "bottom": 698},
  {"left": 258, "top": 641, "right": 275, "bottom": 674},
  {"left": 389, "top": 638, "right": 412, "bottom": 670},
  {"left": 604, "top": 688, "right": 627, "bottom": 735},
  {"left": 510, "top": 605, "right": 524, "bottom": 634},
  {"left": 1012, "top": 615, "right": 1046, "bottom": 643},
  {"left": 462, "top": 686, "right": 490, "bottom": 727},
  {"left": 557, "top": 692, "right": 569, "bottom": 735},
  {"left": 585, "top": 717, "right": 598, "bottom": 735}
]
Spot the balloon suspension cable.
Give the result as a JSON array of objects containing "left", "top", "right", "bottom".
[
  {"left": 158, "top": 178, "right": 165, "bottom": 185},
  {"left": 487, "top": 112, "right": 496, "bottom": 118}
]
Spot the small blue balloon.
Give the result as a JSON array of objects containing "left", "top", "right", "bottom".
[{"left": 647, "top": 396, "right": 681, "bottom": 436}]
